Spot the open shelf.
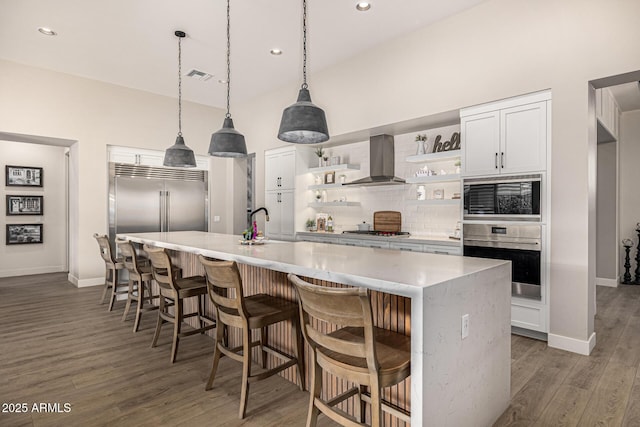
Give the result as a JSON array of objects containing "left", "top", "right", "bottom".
[
  {"left": 308, "top": 183, "right": 345, "bottom": 190},
  {"left": 405, "top": 150, "right": 461, "bottom": 163},
  {"left": 405, "top": 174, "right": 461, "bottom": 184},
  {"left": 308, "top": 164, "right": 360, "bottom": 173},
  {"left": 308, "top": 201, "right": 360, "bottom": 208},
  {"left": 405, "top": 199, "right": 461, "bottom": 206}
]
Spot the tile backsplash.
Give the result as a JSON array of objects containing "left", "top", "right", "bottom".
[{"left": 303, "top": 124, "right": 461, "bottom": 238}]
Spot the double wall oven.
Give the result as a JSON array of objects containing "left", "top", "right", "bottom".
[{"left": 463, "top": 174, "right": 544, "bottom": 301}]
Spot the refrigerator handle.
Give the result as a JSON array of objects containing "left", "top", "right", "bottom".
[
  {"left": 159, "top": 191, "right": 164, "bottom": 231},
  {"left": 166, "top": 191, "right": 171, "bottom": 232}
]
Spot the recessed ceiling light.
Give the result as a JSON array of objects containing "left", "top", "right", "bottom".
[
  {"left": 270, "top": 48, "right": 283, "bottom": 56},
  {"left": 356, "top": 2, "right": 371, "bottom": 11},
  {"left": 38, "top": 27, "right": 57, "bottom": 36}
]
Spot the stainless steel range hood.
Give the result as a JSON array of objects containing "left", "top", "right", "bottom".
[{"left": 344, "top": 134, "right": 406, "bottom": 186}]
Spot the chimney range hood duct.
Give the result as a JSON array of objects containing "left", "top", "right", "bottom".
[{"left": 345, "top": 134, "right": 406, "bottom": 186}]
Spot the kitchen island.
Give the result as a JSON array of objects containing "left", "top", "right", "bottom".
[{"left": 120, "top": 231, "right": 511, "bottom": 427}]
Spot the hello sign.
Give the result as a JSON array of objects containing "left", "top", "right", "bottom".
[{"left": 432, "top": 132, "right": 460, "bottom": 153}]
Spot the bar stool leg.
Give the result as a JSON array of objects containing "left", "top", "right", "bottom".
[
  {"left": 306, "top": 351, "right": 321, "bottom": 427},
  {"left": 291, "top": 317, "right": 305, "bottom": 391},
  {"left": 151, "top": 296, "right": 165, "bottom": 348},
  {"left": 239, "top": 328, "right": 252, "bottom": 419},
  {"left": 100, "top": 266, "right": 110, "bottom": 304},
  {"left": 370, "top": 378, "right": 381, "bottom": 427},
  {"left": 133, "top": 279, "right": 146, "bottom": 333},
  {"left": 170, "top": 299, "right": 182, "bottom": 363},
  {"left": 259, "top": 327, "right": 268, "bottom": 368},
  {"left": 122, "top": 278, "right": 135, "bottom": 321},
  {"left": 205, "top": 323, "right": 225, "bottom": 391},
  {"left": 107, "top": 268, "right": 118, "bottom": 312}
]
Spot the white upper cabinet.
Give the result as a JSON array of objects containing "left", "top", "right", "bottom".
[
  {"left": 265, "top": 149, "right": 296, "bottom": 191},
  {"left": 596, "top": 87, "right": 620, "bottom": 141},
  {"left": 461, "top": 91, "right": 550, "bottom": 177}
]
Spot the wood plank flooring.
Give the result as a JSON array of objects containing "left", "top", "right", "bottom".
[{"left": 2, "top": 274, "right": 640, "bottom": 426}]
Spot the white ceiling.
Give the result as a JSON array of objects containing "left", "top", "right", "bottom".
[{"left": 0, "top": 0, "right": 488, "bottom": 109}]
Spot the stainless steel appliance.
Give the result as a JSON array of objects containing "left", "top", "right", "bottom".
[
  {"left": 463, "top": 223, "right": 542, "bottom": 300},
  {"left": 108, "top": 163, "right": 208, "bottom": 244},
  {"left": 463, "top": 174, "right": 541, "bottom": 221},
  {"left": 343, "top": 135, "right": 405, "bottom": 186}
]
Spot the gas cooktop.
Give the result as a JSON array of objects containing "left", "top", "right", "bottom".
[{"left": 342, "top": 230, "right": 411, "bottom": 237}]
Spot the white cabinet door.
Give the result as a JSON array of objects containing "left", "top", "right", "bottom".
[
  {"left": 423, "top": 245, "right": 461, "bottom": 255},
  {"left": 500, "top": 102, "right": 547, "bottom": 174},
  {"left": 462, "top": 111, "right": 500, "bottom": 177},
  {"left": 265, "top": 150, "right": 296, "bottom": 191},
  {"left": 264, "top": 190, "right": 295, "bottom": 241},
  {"left": 389, "top": 242, "right": 424, "bottom": 252}
]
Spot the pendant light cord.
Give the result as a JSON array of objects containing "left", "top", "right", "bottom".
[
  {"left": 302, "top": 0, "right": 308, "bottom": 89},
  {"left": 177, "top": 34, "right": 183, "bottom": 136},
  {"left": 226, "top": 0, "right": 231, "bottom": 118}
]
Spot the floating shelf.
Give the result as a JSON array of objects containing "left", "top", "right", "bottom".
[
  {"left": 405, "top": 174, "right": 461, "bottom": 184},
  {"left": 405, "top": 151, "right": 461, "bottom": 163},
  {"left": 308, "top": 201, "right": 360, "bottom": 208},
  {"left": 406, "top": 199, "right": 461, "bottom": 206},
  {"left": 308, "top": 183, "right": 344, "bottom": 190},
  {"left": 308, "top": 164, "right": 360, "bottom": 173}
]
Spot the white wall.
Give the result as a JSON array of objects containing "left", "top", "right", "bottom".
[
  {"left": 0, "top": 59, "right": 227, "bottom": 285},
  {"left": 0, "top": 141, "right": 67, "bottom": 277},
  {"left": 619, "top": 110, "right": 640, "bottom": 277},
  {"left": 235, "top": 0, "right": 640, "bottom": 350}
]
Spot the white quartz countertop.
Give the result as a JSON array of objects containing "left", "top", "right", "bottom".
[
  {"left": 296, "top": 231, "right": 461, "bottom": 246},
  {"left": 120, "top": 231, "right": 507, "bottom": 298}
]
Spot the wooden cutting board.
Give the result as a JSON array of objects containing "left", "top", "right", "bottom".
[{"left": 373, "top": 211, "right": 401, "bottom": 233}]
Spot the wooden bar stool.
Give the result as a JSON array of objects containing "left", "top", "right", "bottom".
[
  {"left": 144, "top": 245, "right": 216, "bottom": 363},
  {"left": 116, "top": 239, "right": 160, "bottom": 332},
  {"left": 198, "top": 256, "right": 305, "bottom": 419},
  {"left": 288, "top": 274, "right": 411, "bottom": 427},
  {"left": 93, "top": 233, "right": 127, "bottom": 312}
]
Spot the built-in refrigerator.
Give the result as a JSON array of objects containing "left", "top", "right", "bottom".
[{"left": 108, "top": 163, "right": 208, "bottom": 245}]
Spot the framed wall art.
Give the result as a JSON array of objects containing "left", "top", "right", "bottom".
[
  {"left": 5, "top": 165, "right": 43, "bottom": 187},
  {"left": 6, "top": 195, "right": 43, "bottom": 216},
  {"left": 6, "top": 224, "right": 43, "bottom": 245}
]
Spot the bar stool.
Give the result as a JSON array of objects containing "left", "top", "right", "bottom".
[
  {"left": 288, "top": 274, "right": 411, "bottom": 427},
  {"left": 144, "top": 245, "right": 216, "bottom": 363},
  {"left": 93, "top": 233, "right": 126, "bottom": 312},
  {"left": 198, "top": 256, "right": 305, "bottom": 419},
  {"left": 116, "top": 239, "right": 159, "bottom": 332}
]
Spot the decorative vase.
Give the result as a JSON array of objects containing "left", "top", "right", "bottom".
[
  {"left": 318, "top": 157, "right": 323, "bottom": 167},
  {"left": 416, "top": 140, "right": 426, "bottom": 155}
]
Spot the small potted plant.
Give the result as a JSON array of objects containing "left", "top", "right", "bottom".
[
  {"left": 454, "top": 159, "right": 461, "bottom": 174},
  {"left": 305, "top": 218, "right": 316, "bottom": 232},
  {"left": 415, "top": 134, "right": 427, "bottom": 155},
  {"left": 314, "top": 147, "right": 325, "bottom": 167}
]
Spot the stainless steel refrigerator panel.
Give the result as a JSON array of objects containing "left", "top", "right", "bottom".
[
  {"left": 165, "top": 180, "right": 207, "bottom": 232},
  {"left": 114, "top": 177, "right": 164, "bottom": 234}
]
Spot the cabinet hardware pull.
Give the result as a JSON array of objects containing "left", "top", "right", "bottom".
[
  {"left": 501, "top": 152, "right": 504, "bottom": 169},
  {"left": 495, "top": 153, "right": 498, "bottom": 169}
]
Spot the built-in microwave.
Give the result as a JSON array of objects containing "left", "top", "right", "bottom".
[{"left": 463, "top": 174, "right": 542, "bottom": 221}]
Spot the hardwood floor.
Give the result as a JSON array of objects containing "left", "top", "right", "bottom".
[{"left": 1, "top": 274, "right": 640, "bottom": 426}]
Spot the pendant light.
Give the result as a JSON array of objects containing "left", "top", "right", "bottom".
[
  {"left": 164, "top": 30, "right": 197, "bottom": 168},
  {"left": 209, "top": 0, "right": 247, "bottom": 157},
  {"left": 278, "top": 0, "right": 329, "bottom": 144}
]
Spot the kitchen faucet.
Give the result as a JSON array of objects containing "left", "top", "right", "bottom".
[{"left": 248, "top": 207, "right": 269, "bottom": 231}]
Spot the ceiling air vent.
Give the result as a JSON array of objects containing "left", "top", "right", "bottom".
[{"left": 186, "top": 69, "right": 213, "bottom": 81}]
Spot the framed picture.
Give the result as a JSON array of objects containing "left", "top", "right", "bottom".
[
  {"left": 6, "top": 165, "right": 43, "bottom": 187},
  {"left": 6, "top": 195, "right": 43, "bottom": 216},
  {"left": 324, "top": 171, "right": 335, "bottom": 185},
  {"left": 6, "top": 224, "right": 43, "bottom": 245}
]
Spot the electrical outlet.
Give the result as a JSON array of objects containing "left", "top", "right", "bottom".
[
  {"left": 213, "top": 216, "right": 221, "bottom": 222},
  {"left": 461, "top": 314, "right": 469, "bottom": 339}
]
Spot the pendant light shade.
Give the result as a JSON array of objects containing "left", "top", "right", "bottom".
[
  {"left": 164, "top": 30, "right": 197, "bottom": 168},
  {"left": 209, "top": 0, "right": 247, "bottom": 158},
  {"left": 278, "top": 87, "right": 329, "bottom": 144},
  {"left": 278, "top": 0, "right": 329, "bottom": 144},
  {"left": 209, "top": 117, "right": 247, "bottom": 157}
]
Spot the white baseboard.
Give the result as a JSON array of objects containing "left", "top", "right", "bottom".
[
  {"left": 69, "top": 274, "right": 103, "bottom": 288},
  {"left": 596, "top": 277, "right": 618, "bottom": 288},
  {"left": 548, "top": 332, "right": 596, "bottom": 356},
  {"left": 0, "top": 266, "right": 66, "bottom": 278}
]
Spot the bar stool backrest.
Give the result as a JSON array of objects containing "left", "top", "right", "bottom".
[
  {"left": 116, "top": 239, "right": 142, "bottom": 275},
  {"left": 143, "top": 245, "right": 178, "bottom": 294},
  {"left": 94, "top": 233, "right": 116, "bottom": 265},
  {"left": 198, "top": 256, "right": 249, "bottom": 325},
  {"left": 288, "top": 274, "right": 379, "bottom": 374}
]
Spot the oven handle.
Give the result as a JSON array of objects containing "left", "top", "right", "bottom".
[{"left": 463, "top": 239, "right": 541, "bottom": 251}]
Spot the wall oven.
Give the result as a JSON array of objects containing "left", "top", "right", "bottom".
[
  {"left": 463, "top": 224, "right": 542, "bottom": 300},
  {"left": 463, "top": 174, "right": 542, "bottom": 221}
]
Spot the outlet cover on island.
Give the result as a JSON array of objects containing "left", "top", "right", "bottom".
[{"left": 461, "top": 314, "right": 469, "bottom": 339}]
